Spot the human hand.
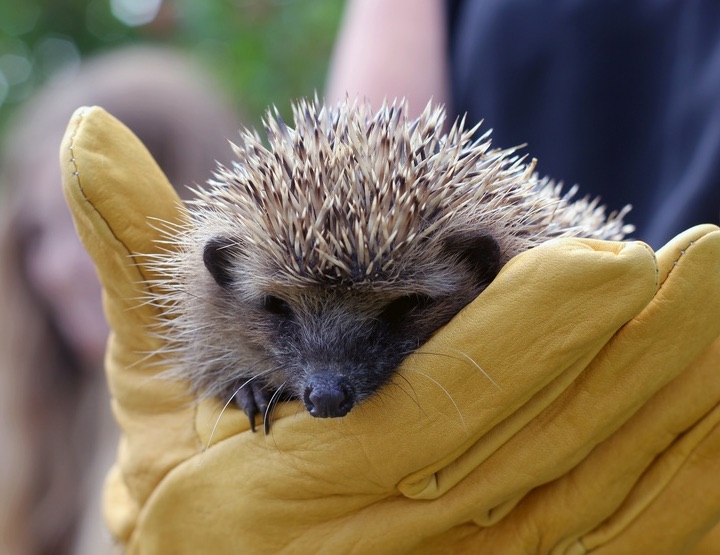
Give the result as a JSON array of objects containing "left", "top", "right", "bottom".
[{"left": 61, "top": 106, "right": 720, "bottom": 554}]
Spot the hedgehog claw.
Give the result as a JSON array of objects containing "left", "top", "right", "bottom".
[{"left": 234, "top": 383, "right": 273, "bottom": 433}]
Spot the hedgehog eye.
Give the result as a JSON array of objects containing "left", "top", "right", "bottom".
[
  {"left": 381, "top": 293, "right": 433, "bottom": 324},
  {"left": 263, "top": 295, "right": 293, "bottom": 317}
]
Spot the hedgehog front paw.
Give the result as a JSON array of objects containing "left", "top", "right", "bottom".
[{"left": 233, "top": 382, "right": 274, "bottom": 433}]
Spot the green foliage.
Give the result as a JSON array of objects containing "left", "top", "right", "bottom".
[
  {"left": 174, "top": 0, "right": 344, "bottom": 124},
  {"left": 0, "top": 0, "right": 344, "bottom": 131}
]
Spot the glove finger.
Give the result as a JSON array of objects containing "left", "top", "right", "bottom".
[
  {"left": 447, "top": 335, "right": 720, "bottom": 555},
  {"left": 396, "top": 238, "right": 658, "bottom": 498},
  {"left": 425, "top": 226, "right": 720, "bottom": 553},
  {"left": 575, "top": 226, "right": 720, "bottom": 553},
  {"left": 61, "top": 106, "right": 186, "bottom": 339},
  {"left": 584, "top": 342, "right": 720, "bottom": 555},
  {"left": 60, "top": 106, "right": 199, "bottom": 543}
]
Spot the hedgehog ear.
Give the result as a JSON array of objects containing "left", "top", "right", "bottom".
[
  {"left": 444, "top": 231, "right": 502, "bottom": 286},
  {"left": 203, "top": 236, "right": 237, "bottom": 288}
]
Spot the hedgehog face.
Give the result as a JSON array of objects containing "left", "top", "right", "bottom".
[
  {"left": 200, "top": 230, "right": 502, "bottom": 424},
  {"left": 256, "top": 291, "right": 425, "bottom": 419}
]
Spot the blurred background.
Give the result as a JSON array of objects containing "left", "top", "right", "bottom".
[
  {"left": 0, "top": 2, "right": 343, "bottom": 554},
  {"left": 0, "top": 0, "right": 343, "bottom": 133}
]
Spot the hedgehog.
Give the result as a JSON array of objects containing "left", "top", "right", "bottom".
[{"left": 149, "top": 98, "right": 633, "bottom": 432}]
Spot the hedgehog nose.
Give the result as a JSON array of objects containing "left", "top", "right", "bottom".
[{"left": 303, "top": 372, "right": 355, "bottom": 418}]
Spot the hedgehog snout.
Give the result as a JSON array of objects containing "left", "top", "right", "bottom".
[{"left": 303, "top": 371, "right": 355, "bottom": 418}]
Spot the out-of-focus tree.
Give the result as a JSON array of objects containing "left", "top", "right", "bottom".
[{"left": 0, "top": 0, "right": 343, "bottom": 132}]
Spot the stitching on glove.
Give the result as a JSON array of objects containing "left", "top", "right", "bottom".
[
  {"left": 662, "top": 238, "right": 697, "bottom": 287},
  {"left": 638, "top": 241, "right": 659, "bottom": 290},
  {"left": 66, "top": 108, "right": 131, "bottom": 255},
  {"left": 66, "top": 110, "right": 84, "bottom": 188},
  {"left": 66, "top": 108, "right": 154, "bottom": 288}
]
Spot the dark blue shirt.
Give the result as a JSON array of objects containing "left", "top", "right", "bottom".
[{"left": 447, "top": 0, "right": 720, "bottom": 248}]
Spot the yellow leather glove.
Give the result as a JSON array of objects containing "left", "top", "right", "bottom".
[{"left": 61, "top": 106, "right": 720, "bottom": 554}]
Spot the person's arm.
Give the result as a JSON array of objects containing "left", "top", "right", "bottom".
[{"left": 325, "top": 0, "right": 449, "bottom": 115}]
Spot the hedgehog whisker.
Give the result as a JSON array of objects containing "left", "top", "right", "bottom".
[
  {"left": 404, "top": 367, "right": 467, "bottom": 434},
  {"left": 205, "top": 366, "right": 277, "bottom": 452},
  {"left": 448, "top": 348, "right": 502, "bottom": 391},
  {"left": 411, "top": 350, "right": 501, "bottom": 390},
  {"left": 204, "top": 388, "right": 242, "bottom": 454},
  {"left": 210, "top": 354, "right": 277, "bottom": 395},
  {"left": 388, "top": 372, "right": 425, "bottom": 416},
  {"left": 263, "top": 383, "right": 288, "bottom": 436}
]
